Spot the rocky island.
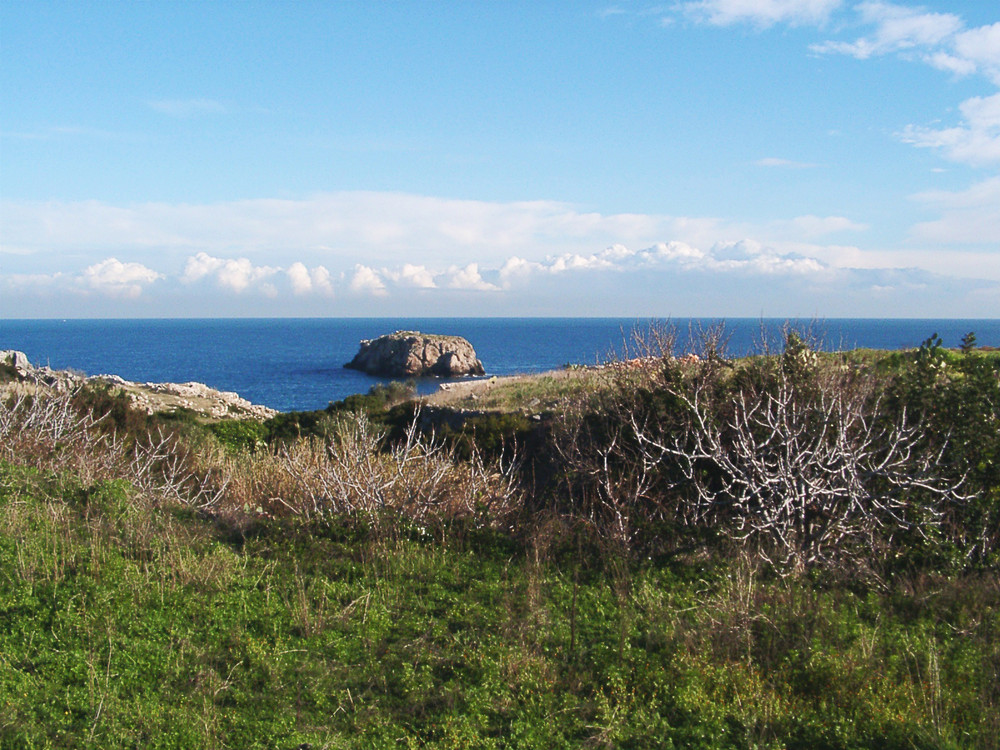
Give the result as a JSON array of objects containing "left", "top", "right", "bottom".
[{"left": 345, "top": 331, "right": 485, "bottom": 377}]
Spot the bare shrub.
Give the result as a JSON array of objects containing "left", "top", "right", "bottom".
[
  {"left": 551, "top": 324, "right": 967, "bottom": 574},
  {"left": 1, "top": 386, "right": 229, "bottom": 510},
  {"left": 126, "top": 428, "right": 229, "bottom": 510},
  {"left": 630, "top": 335, "right": 966, "bottom": 574},
  {"left": 277, "top": 411, "right": 523, "bottom": 530},
  {"left": 551, "top": 323, "right": 692, "bottom": 553},
  {"left": 0, "top": 387, "right": 109, "bottom": 477}
]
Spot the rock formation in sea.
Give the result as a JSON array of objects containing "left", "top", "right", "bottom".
[
  {"left": 1, "top": 350, "right": 277, "bottom": 420},
  {"left": 344, "top": 331, "right": 486, "bottom": 377}
]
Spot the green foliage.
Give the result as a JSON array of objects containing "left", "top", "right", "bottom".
[
  {"left": 260, "top": 381, "right": 418, "bottom": 447},
  {"left": 261, "top": 407, "right": 331, "bottom": 444},
  {"left": 781, "top": 328, "right": 818, "bottom": 382},
  {"left": 328, "top": 379, "right": 416, "bottom": 415},
  {"left": 208, "top": 418, "right": 267, "bottom": 454},
  {"left": 0, "top": 471, "right": 996, "bottom": 748},
  {"left": 436, "top": 411, "right": 535, "bottom": 462},
  {"left": 884, "top": 337, "right": 1000, "bottom": 567},
  {"left": 71, "top": 381, "right": 153, "bottom": 437}
]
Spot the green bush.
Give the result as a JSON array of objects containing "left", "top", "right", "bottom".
[
  {"left": 261, "top": 381, "right": 418, "bottom": 447},
  {"left": 436, "top": 411, "right": 535, "bottom": 462},
  {"left": 208, "top": 419, "right": 268, "bottom": 454}
]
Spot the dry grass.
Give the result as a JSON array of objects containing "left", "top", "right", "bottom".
[
  {"left": 419, "top": 367, "right": 622, "bottom": 413},
  {"left": 1, "top": 387, "right": 524, "bottom": 536}
]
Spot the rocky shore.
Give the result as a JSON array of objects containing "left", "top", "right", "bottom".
[{"left": 1, "top": 350, "right": 276, "bottom": 421}]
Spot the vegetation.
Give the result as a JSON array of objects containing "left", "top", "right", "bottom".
[
  {"left": 1, "top": 326, "right": 998, "bottom": 748},
  {"left": 427, "top": 370, "right": 617, "bottom": 413}
]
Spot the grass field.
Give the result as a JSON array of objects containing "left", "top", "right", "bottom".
[{"left": 2, "top": 460, "right": 997, "bottom": 749}]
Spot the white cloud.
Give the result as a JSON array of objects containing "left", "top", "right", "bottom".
[
  {"left": 182, "top": 252, "right": 279, "bottom": 293},
  {"left": 756, "top": 157, "right": 821, "bottom": 168},
  {"left": 811, "top": 1, "right": 962, "bottom": 58},
  {"left": 2, "top": 272, "right": 65, "bottom": 288},
  {"left": 384, "top": 263, "right": 437, "bottom": 289},
  {"left": 925, "top": 51, "right": 977, "bottom": 77},
  {"left": 287, "top": 262, "right": 312, "bottom": 294},
  {"left": 909, "top": 176, "right": 1000, "bottom": 246},
  {"left": 953, "top": 22, "right": 1000, "bottom": 84},
  {"left": 494, "top": 238, "right": 825, "bottom": 284},
  {"left": 811, "top": 4, "right": 1000, "bottom": 87},
  {"left": 181, "top": 252, "right": 224, "bottom": 282},
  {"left": 497, "top": 242, "right": 708, "bottom": 280},
  {"left": 80, "top": 258, "right": 162, "bottom": 298},
  {"left": 781, "top": 214, "right": 868, "bottom": 237},
  {"left": 6, "top": 191, "right": 981, "bottom": 304},
  {"left": 710, "top": 238, "right": 766, "bottom": 261},
  {"left": 682, "top": 0, "right": 843, "bottom": 28},
  {"left": 599, "top": 6, "right": 627, "bottom": 19},
  {"left": 639, "top": 241, "right": 707, "bottom": 263},
  {"left": 287, "top": 262, "right": 334, "bottom": 296},
  {"left": 499, "top": 256, "right": 546, "bottom": 283},
  {"left": 899, "top": 92, "right": 1000, "bottom": 166},
  {"left": 708, "top": 239, "right": 827, "bottom": 273},
  {"left": 0, "top": 195, "right": 877, "bottom": 280},
  {"left": 443, "top": 263, "right": 499, "bottom": 291},
  {"left": 349, "top": 265, "right": 387, "bottom": 296},
  {"left": 548, "top": 252, "right": 615, "bottom": 273},
  {"left": 147, "top": 99, "right": 227, "bottom": 117},
  {"left": 0, "top": 193, "right": 688, "bottom": 269},
  {"left": 216, "top": 258, "right": 279, "bottom": 292},
  {"left": 4, "top": 235, "right": 995, "bottom": 316}
]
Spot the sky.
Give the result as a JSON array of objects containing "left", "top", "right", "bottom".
[{"left": 1, "top": 0, "right": 999, "bottom": 319}]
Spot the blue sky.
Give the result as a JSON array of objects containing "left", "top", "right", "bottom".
[{"left": 1, "top": 0, "right": 998, "bottom": 318}]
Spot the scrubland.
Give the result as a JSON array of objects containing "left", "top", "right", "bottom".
[{"left": 1, "top": 326, "right": 998, "bottom": 749}]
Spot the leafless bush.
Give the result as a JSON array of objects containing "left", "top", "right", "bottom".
[
  {"left": 277, "top": 411, "right": 523, "bottom": 530},
  {"left": 551, "top": 323, "right": 691, "bottom": 552},
  {"left": 127, "top": 429, "right": 229, "bottom": 510},
  {"left": 1, "top": 386, "right": 229, "bottom": 510},
  {"left": 630, "top": 344, "right": 966, "bottom": 573},
  {"left": 0, "top": 386, "right": 126, "bottom": 485},
  {"left": 553, "top": 400, "right": 666, "bottom": 552},
  {"left": 552, "top": 324, "right": 967, "bottom": 574},
  {"left": 2, "top": 387, "right": 522, "bottom": 529}
]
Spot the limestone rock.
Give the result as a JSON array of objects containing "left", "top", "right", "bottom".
[
  {"left": 1, "top": 351, "right": 276, "bottom": 420},
  {"left": 345, "top": 331, "right": 485, "bottom": 377},
  {"left": 0, "top": 350, "right": 32, "bottom": 376}
]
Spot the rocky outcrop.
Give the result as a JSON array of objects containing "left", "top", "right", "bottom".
[
  {"left": 1, "top": 350, "right": 31, "bottom": 377},
  {"left": 345, "top": 331, "right": 485, "bottom": 377},
  {"left": 107, "top": 380, "right": 277, "bottom": 420},
  {"left": 0, "top": 350, "right": 276, "bottom": 420},
  {"left": 2, "top": 349, "right": 86, "bottom": 392}
]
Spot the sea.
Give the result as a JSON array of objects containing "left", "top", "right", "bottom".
[{"left": 2, "top": 318, "right": 998, "bottom": 413}]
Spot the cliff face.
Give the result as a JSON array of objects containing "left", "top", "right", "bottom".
[{"left": 345, "top": 331, "right": 485, "bottom": 377}]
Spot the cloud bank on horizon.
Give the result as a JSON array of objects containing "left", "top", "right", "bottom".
[{"left": 1, "top": 1, "right": 998, "bottom": 318}]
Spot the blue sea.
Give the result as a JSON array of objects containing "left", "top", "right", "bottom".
[{"left": 2, "top": 318, "right": 997, "bottom": 413}]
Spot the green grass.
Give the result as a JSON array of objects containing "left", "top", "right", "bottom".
[{"left": 2, "top": 461, "right": 997, "bottom": 749}]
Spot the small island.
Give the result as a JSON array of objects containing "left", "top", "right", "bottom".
[{"left": 345, "top": 331, "right": 485, "bottom": 377}]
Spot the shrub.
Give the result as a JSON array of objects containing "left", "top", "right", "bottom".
[
  {"left": 434, "top": 411, "right": 535, "bottom": 462},
  {"left": 276, "top": 412, "right": 523, "bottom": 534},
  {"left": 548, "top": 325, "right": 978, "bottom": 576},
  {"left": 208, "top": 419, "right": 267, "bottom": 454}
]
